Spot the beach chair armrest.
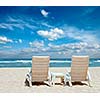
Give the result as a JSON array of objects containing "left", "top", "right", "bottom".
[{"left": 26, "top": 70, "right": 32, "bottom": 81}]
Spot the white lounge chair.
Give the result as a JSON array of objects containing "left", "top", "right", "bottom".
[
  {"left": 25, "top": 56, "right": 51, "bottom": 87},
  {"left": 65, "top": 56, "right": 92, "bottom": 87}
]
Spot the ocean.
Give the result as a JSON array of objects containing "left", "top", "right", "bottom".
[{"left": 0, "top": 58, "right": 100, "bottom": 68}]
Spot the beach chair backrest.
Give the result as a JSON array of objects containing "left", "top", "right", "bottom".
[
  {"left": 71, "top": 56, "right": 89, "bottom": 81},
  {"left": 32, "top": 56, "right": 50, "bottom": 82}
]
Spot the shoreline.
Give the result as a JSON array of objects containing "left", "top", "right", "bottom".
[{"left": 0, "top": 67, "right": 100, "bottom": 93}]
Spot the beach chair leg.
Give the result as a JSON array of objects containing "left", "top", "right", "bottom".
[
  {"left": 64, "top": 76, "right": 66, "bottom": 85},
  {"left": 48, "top": 71, "right": 52, "bottom": 86},
  {"left": 87, "top": 71, "right": 92, "bottom": 87},
  {"left": 48, "top": 80, "right": 52, "bottom": 86},
  {"left": 88, "top": 80, "right": 92, "bottom": 87},
  {"left": 69, "top": 81, "right": 72, "bottom": 87},
  {"left": 26, "top": 74, "right": 32, "bottom": 87},
  {"left": 29, "top": 80, "right": 32, "bottom": 87},
  {"left": 52, "top": 75, "right": 55, "bottom": 86},
  {"left": 53, "top": 81, "right": 55, "bottom": 86},
  {"left": 26, "top": 77, "right": 32, "bottom": 87},
  {"left": 64, "top": 80, "right": 66, "bottom": 85}
]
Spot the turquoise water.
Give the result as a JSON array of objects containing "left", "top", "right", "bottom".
[{"left": 0, "top": 58, "right": 100, "bottom": 68}]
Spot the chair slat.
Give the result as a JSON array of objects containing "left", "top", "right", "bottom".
[
  {"left": 71, "top": 56, "right": 89, "bottom": 81},
  {"left": 32, "top": 56, "right": 50, "bottom": 82}
]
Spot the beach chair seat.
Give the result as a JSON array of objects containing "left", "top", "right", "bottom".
[
  {"left": 65, "top": 56, "right": 92, "bottom": 87},
  {"left": 25, "top": 56, "right": 52, "bottom": 87}
]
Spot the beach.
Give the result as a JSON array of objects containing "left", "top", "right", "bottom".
[{"left": 0, "top": 67, "right": 100, "bottom": 93}]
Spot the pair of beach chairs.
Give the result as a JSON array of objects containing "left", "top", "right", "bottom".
[{"left": 25, "top": 56, "right": 92, "bottom": 87}]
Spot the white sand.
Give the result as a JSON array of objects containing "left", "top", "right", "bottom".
[{"left": 0, "top": 67, "right": 100, "bottom": 93}]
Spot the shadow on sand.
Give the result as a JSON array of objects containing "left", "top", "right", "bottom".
[
  {"left": 66, "top": 81, "right": 88, "bottom": 86},
  {"left": 24, "top": 79, "right": 50, "bottom": 87},
  {"left": 24, "top": 79, "right": 88, "bottom": 87}
]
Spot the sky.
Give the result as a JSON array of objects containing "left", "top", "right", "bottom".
[{"left": 0, "top": 6, "right": 100, "bottom": 59}]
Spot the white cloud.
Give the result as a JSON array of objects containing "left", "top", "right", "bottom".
[
  {"left": 37, "top": 25, "right": 99, "bottom": 43},
  {"left": 48, "top": 42, "right": 100, "bottom": 56},
  {"left": 15, "top": 41, "right": 18, "bottom": 43},
  {"left": 40, "top": 9, "right": 49, "bottom": 17},
  {"left": 29, "top": 40, "right": 44, "bottom": 48},
  {"left": 8, "top": 16, "right": 19, "bottom": 22},
  {"left": 29, "top": 40, "right": 51, "bottom": 52},
  {"left": 3, "top": 46, "right": 12, "bottom": 48},
  {"left": 25, "top": 23, "right": 37, "bottom": 30},
  {"left": 58, "top": 52, "right": 62, "bottom": 54},
  {"left": 0, "top": 36, "right": 13, "bottom": 44},
  {"left": 48, "top": 43, "right": 62, "bottom": 49},
  {"left": 63, "top": 25, "right": 99, "bottom": 44},
  {"left": 0, "top": 24, "right": 7, "bottom": 29},
  {"left": 15, "top": 39, "right": 23, "bottom": 43},
  {"left": 41, "top": 22, "right": 53, "bottom": 28},
  {"left": 21, "top": 48, "right": 33, "bottom": 53},
  {"left": 0, "top": 16, "right": 38, "bottom": 31},
  {"left": 19, "top": 39, "right": 22, "bottom": 43},
  {"left": 37, "top": 28, "right": 64, "bottom": 41},
  {"left": 0, "top": 41, "right": 100, "bottom": 58},
  {"left": 0, "top": 23, "right": 24, "bottom": 30},
  {"left": 0, "top": 23, "right": 13, "bottom": 30},
  {"left": 7, "top": 16, "right": 24, "bottom": 22}
]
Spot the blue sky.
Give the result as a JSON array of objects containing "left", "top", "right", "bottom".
[{"left": 0, "top": 6, "right": 100, "bottom": 59}]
